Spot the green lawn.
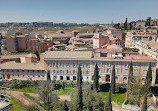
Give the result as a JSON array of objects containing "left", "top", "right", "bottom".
[
  {"left": 11, "top": 87, "right": 39, "bottom": 93},
  {"left": 53, "top": 87, "right": 74, "bottom": 95},
  {"left": 11, "top": 97, "right": 27, "bottom": 111},
  {"left": 101, "top": 92, "right": 126, "bottom": 106}
]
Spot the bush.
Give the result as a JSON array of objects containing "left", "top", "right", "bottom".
[
  {"left": 151, "top": 86, "right": 158, "bottom": 96},
  {"left": 99, "top": 83, "right": 110, "bottom": 92}
]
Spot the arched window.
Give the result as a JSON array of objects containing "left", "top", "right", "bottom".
[{"left": 106, "top": 75, "right": 110, "bottom": 82}]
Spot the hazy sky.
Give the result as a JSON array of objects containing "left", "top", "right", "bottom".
[{"left": 0, "top": 0, "right": 158, "bottom": 24}]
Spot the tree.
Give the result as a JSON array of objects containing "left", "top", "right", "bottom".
[
  {"left": 111, "top": 65, "right": 115, "bottom": 94},
  {"left": 93, "top": 64, "right": 99, "bottom": 92},
  {"left": 47, "top": 71, "right": 51, "bottom": 82},
  {"left": 104, "top": 89, "right": 112, "bottom": 111},
  {"left": 145, "top": 17, "right": 151, "bottom": 27},
  {"left": 75, "top": 66, "right": 83, "bottom": 111},
  {"left": 62, "top": 100, "right": 69, "bottom": 111},
  {"left": 33, "top": 50, "right": 40, "bottom": 61},
  {"left": 124, "top": 18, "right": 128, "bottom": 30},
  {"left": 127, "top": 61, "right": 134, "bottom": 100},
  {"left": 113, "top": 23, "right": 120, "bottom": 29},
  {"left": 129, "top": 22, "right": 132, "bottom": 30},
  {"left": 141, "top": 93, "right": 147, "bottom": 111},
  {"left": 143, "top": 64, "right": 152, "bottom": 92}
]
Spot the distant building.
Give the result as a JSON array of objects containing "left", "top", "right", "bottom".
[
  {"left": 93, "top": 33, "right": 109, "bottom": 49},
  {"left": 135, "top": 41, "right": 158, "bottom": 60},
  {"left": 104, "top": 29, "right": 122, "bottom": 40},
  {"left": 125, "top": 32, "right": 157, "bottom": 48},
  {"left": 135, "top": 20, "right": 146, "bottom": 28},
  {"left": 6, "top": 35, "right": 53, "bottom": 52},
  {"left": 0, "top": 61, "right": 46, "bottom": 80},
  {"left": 151, "top": 19, "right": 158, "bottom": 26}
]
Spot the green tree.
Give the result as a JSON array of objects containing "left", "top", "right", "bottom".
[
  {"left": 33, "top": 50, "right": 40, "bottom": 61},
  {"left": 61, "top": 100, "right": 69, "bottom": 111},
  {"left": 104, "top": 89, "right": 112, "bottom": 111},
  {"left": 113, "top": 23, "right": 121, "bottom": 29},
  {"left": 93, "top": 64, "right": 99, "bottom": 92},
  {"left": 143, "top": 64, "right": 152, "bottom": 92},
  {"left": 47, "top": 71, "right": 51, "bottom": 82},
  {"left": 141, "top": 93, "right": 147, "bottom": 111},
  {"left": 75, "top": 66, "right": 83, "bottom": 111},
  {"left": 124, "top": 18, "right": 128, "bottom": 30},
  {"left": 111, "top": 65, "right": 115, "bottom": 94},
  {"left": 145, "top": 17, "right": 151, "bottom": 27},
  {"left": 129, "top": 22, "right": 132, "bottom": 30},
  {"left": 127, "top": 61, "right": 133, "bottom": 100}
]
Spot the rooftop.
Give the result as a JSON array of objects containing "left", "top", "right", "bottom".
[
  {"left": 0, "top": 61, "right": 44, "bottom": 70},
  {"left": 44, "top": 51, "right": 93, "bottom": 59},
  {"left": 0, "top": 54, "right": 37, "bottom": 60}
]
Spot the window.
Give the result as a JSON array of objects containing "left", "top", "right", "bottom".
[
  {"left": 38, "top": 75, "right": 40, "bottom": 78},
  {"left": 86, "top": 70, "right": 89, "bottom": 75},
  {"left": 73, "top": 62, "right": 76, "bottom": 67},
  {"left": 123, "top": 77, "right": 127, "bottom": 80},
  {"left": 23, "top": 75, "right": 24, "bottom": 77},
  {"left": 92, "top": 62, "right": 96, "bottom": 66},
  {"left": 151, "top": 64, "right": 154, "bottom": 67},
  {"left": 99, "top": 68, "right": 102, "bottom": 72},
  {"left": 59, "top": 70, "right": 63, "bottom": 74},
  {"left": 33, "top": 75, "right": 34, "bottom": 77},
  {"left": 152, "top": 70, "right": 154, "bottom": 75},
  {"left": 143, "top": 70, "right": 147, "bottom": 74},
  {"left": 115, "top": 62, "right": 119, "bottom": 66},
  {"left": 107, "top": 62, "right": 111, "bottom": 67},
  {"left": 82, "top": 71, "right": 84, "bottom": 74},
  {"left": 60, "top": 76, "right": 63, "bottom": 80},
  {"left": 106, "top": 75, "right": 110, "bottom": 82},
  {"left": 143, "top": 63, "right": 147, "bottom": 67},
  {"left": 79, "top": 63, "right": 83, "bottom": 67},
  {"left": 73, "top": 70, "right": 76, "bottom": 74},
  {"left": 53, "top": 70, "right": 56, "bottom": 74},
  {"left": 66, "top": 70, "right": 70, "bottom": 74},
  {"left": 133, "top": 69, "right": 137, "bottom": 73},
  {"left": 53, "top": 76, "right": 57, "bottom": 80},
  {"left": 66, "top": 76, "right": 70, "bottom": 80},
  {"left": 85, "top": 63, "right": 90, "bottom": 68},
  {"left": 115, "top": 69, "right": 119, "bottom": 74},
  {"left": 66, "top": 62, "right": 70, "bottom": 67},
  {"left": 125, "top": 63, "right": 128, "bottom": 68},
  {"left": 52, "top": 62, "right": 56, "bottom": 67},
  {"left": 98, "top": 62, "right": 102, "bottom": 66},
  {"left": 133, "top": 63, "right": 137, "bottom": 67},
  {"left": 43, "top": 75, "right": 45, "bottom": 78},
  {"left": 106, "top": 68, "right": 111, "bottom": 73},
  {"left": 73, "top": 76, "right": 76, "bottom": 80},
  {"left": 58, "top": 62, "right": 63, "bottom": 67},
  {"left": 125, "top": 69, "right": 128, "bottom": 74}
]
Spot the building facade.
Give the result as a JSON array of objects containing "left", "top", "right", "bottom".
[{"left": 43, "top": 51, "right": 157, "bottom": 84}]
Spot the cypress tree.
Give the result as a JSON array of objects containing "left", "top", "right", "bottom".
[
  {"left": 124, "top": 18, "right": 128, "bottom": 30},
  {"left": 144, "top": 64, "right": 152, "bottom": 91},
  {"left": 75, "top": 66, "right": 83, "bottom": 111},
  {"left": 104, "top": 89, "right": 112, "bottom": 111},
  {"left": 127, "top": 61, "right": 133, "bottom": 100},
  {"left": 111, "top": 65, "right": 115, "bottom": 94},
  {"left": 93, "top": 64, "right": 99, "bottom": 92},
  {"left": 129, "top": 22, "right": 132, "bottom": 30},
  {"left": 141, "top": 93, "right": 147, "bottom": 111},
  {"left": 47, "top": 71, "right": 51, "bottom": 82}
]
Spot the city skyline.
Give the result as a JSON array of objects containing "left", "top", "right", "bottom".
[{"left": 1, "top": 0, "right": 158, "bottom": 24}]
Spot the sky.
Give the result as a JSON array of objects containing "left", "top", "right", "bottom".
[{"left": 0, "top": 0, "right": 158, "bottom": 24}]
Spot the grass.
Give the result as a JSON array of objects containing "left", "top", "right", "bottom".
[
  {"left": 11, "top": 87, "right": 39, "bottom": 93},
  {"left": 11, "top": 97, "right": 27, "bottom": 111},
  {"left": 101, "top": 92, "right": 126, "bottom": 106},
  {"left": 53, "top": 87, "right": 74, "bottom": 95}
]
